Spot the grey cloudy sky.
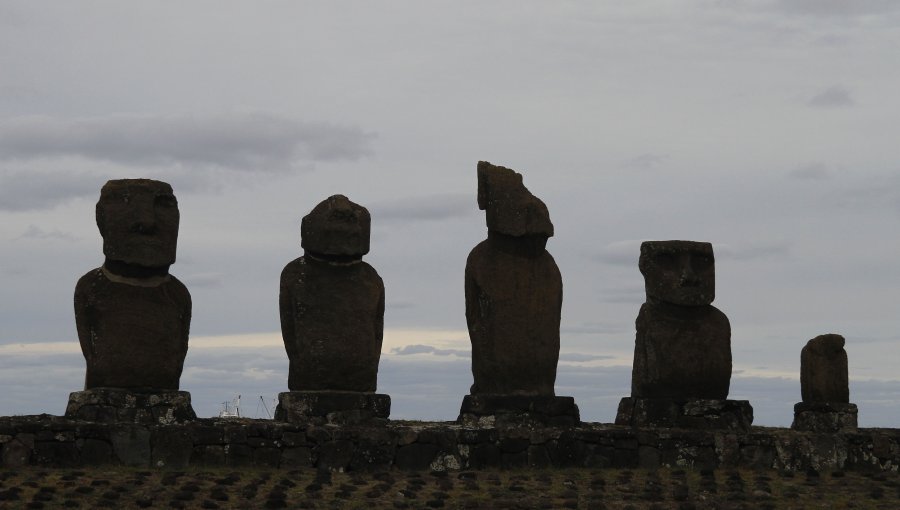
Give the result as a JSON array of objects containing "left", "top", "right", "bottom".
[{"left": 1, "top": 1, "right": 899, "bottom": 426}]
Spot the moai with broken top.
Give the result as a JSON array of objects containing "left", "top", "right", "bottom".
[
  {"left": 615, "top": 240, "right": 753, "bottom": 431},
  {"left": 458, "top": 161, "right": 579, "bottom": 426},
  {"left": 792, "top": 334, "right": 858, "bottom": 432},
  {"left": 276, "top": 195, "right": 390, "bottom": 425},
  {"left": 67, "top": 179, "right": 196, "bottom": 424}
]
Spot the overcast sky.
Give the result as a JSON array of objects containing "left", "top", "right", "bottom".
[{"left": 1, "top": 1, "right": 899, "bottom": 426}]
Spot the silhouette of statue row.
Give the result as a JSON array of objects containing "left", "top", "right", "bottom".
[{"left": 64, "top": 163, "right": 857, "bottom": 432}]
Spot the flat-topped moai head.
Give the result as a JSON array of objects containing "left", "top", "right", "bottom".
[
  {"left": 478, "top": 161, "right": 553, "bottom": 242},
  {"left": 280, "top": 195, "right": 384, "bottom": 393},
  {"left": 75, "top": 178, "right": 191, "bottom": 392},
  {"left": 801, "top": 334, "right": 849, "bottom": 403},
  {"left": 97, "top": 179, "right": 179, "bottom": 272},
  {"left": 639, "top": 240, "right": 715, "bottom": 306},
  {"left": 301, "top": 194, "right": 370, "bottom": 260}
]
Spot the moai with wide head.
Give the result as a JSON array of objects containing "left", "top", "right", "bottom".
[
  {"left": 275, "top": 195, "right": 390, "bottom": 425},
  {"left": 615, "top": 240, "right": 753, "bottom": 430},
  {"left": 792, "top": 334, "right": 858, "bottom": 432},
  {"left": 458, "top": 161, "right": 579, "bottom": 426},
  {"left": 66, "top": 179, "right": 196, "bottom": 424}
]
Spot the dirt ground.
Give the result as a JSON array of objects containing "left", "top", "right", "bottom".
[{"left": 0, "top": 466, "right": 898, "bottom": 509}]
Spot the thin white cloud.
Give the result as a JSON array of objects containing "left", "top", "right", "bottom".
[
  {"left": 0, "top": 168, "right": 104, "bottom": 212},
  {"left": 773, "top": 0, "right": 900, "bottom": 17},
  {"left": 620, "top": 153, "right": 668, "bottom": 170},
  {"left": 717, "top": 241, "right": 791, "bottom": 261},
  {"left": 0, "top": 113, "right": 374, "bottom": 170},
  {"left": 788, "top": 162, "right": 831, "bottom": 180},
  {"left": 14, "top": 224, "right": 79, "bottom": 242},
  {"left": 808, "top": 86, "right": 854, "bottom": 108},
  {"left": 370, "top": 194, "right": 475, "bottom": 223}
]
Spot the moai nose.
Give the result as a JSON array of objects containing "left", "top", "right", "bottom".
[{"left": 679, "top": 258, "right": 700, "bottom": 287}]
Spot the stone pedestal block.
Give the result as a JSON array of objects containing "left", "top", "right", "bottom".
[
  {"left": 615, "top": 397, "right": 753, "bottom": 432},
  {"left": 274, "top": 391, "right": 390, "bottom": 425},
  {"left": 791, "top": 402, "right": 858, "bottom": 432},
  {"left": 457, "top": 394, "right": 580, "bottom": 427},
  {"left": 65, "top": 388, "right": 196, "bottom": 424}
]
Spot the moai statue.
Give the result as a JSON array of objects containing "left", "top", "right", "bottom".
[
  {"left": 792, "top": 334, "right": 858, "bottom": 432},
  {"left": 275, "top": 195, "right": 390, "bottom": 424},
  {"left": 458, "top": 161, "right": 579, "bottom": 426},
  {"left": 66, "top": 179, "right": 196, "bottom": 424},
  {"left": 615, "top": 241, "right": 753, "bottom": 430}
]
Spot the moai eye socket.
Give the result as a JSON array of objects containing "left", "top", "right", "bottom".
[{"left": 653, "top": 252, "right": 677, "bottom": 270}]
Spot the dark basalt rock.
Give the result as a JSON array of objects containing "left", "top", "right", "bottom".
[
  {"left": 465, "top": 162, "right": 563, "bottom": 397},
  {"left": 792, "top": 402, "right": 858, "bottom": 432},
  {"left": 74, "top": 179, "right": 192, "bottom": 394},
  {"left": 615, "top": 397, "right": 753, "bottom": 431},
  {"left": 800, "top": 334, "right": 849, "bottom": 403},
  {"left": 280, "top": 195, "right": 385, "bottom": 393},
  {"left": 630, "top": 241, "right": 731, "bottom": 400},
  {"left": 619, "top": 240, "right": 749, "bottom": 430},
  {"left": 458, "top": 395, "right": 579, "bottom": 427},
  {"left": 274, "top": 391, "right": 390, "bottom": 426},
  {"left": 65, "top": 388, "right": 196, "bottom": 424},
  {"left": 793, "top": 334, "right": 856, "bottom": 432},
  {"left": 461, "top": 162, "right": 577, "bottom": 425}
]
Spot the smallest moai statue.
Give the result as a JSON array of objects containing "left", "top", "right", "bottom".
[
  {"left": 792, "top": 334, "right": 858, "bottom": 432},
  {"left": 275, "top": 195, "right": 390, "bottom": 425},
  {"left": 615, "top": 240, "right": 753, "bottom": 431}
]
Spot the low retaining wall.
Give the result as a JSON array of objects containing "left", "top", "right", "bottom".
[{"left": 1, "top": 415, "right": 898, "bottom": 472}]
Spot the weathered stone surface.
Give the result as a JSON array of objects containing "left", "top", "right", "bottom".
[
  {"left": 792, "top": 402, "right": 858, "bottom": 433},
  {"left": 75, "top": 179, "right": 191, "bottom": 392},
  {"left": 274, "top": 391, "right": 390, "bottom": 425},
  {"left": 615, "top": 397, "right": 754, "bottom": 432},
  {"left": 465, "top": 161, "right": 562, "bottom": 396},
  {"left": 458, "top": 395, "right": 579, "bottom": 427},
  {"left": 0, "top": 415, "right": 898, "bottom": 472},
  {"left": 280, "top": 195, "right": 385, "bottom": 393},
  {"left": 65, "top": 388, "right": 196, "bottom": 424},
  {"left": 801, "top": 334, "right": 849, "bottom": 403},
  {"left": 301, "top": 194, "right": 371, "bottom": 257},
  {"left": 630, "top": 241, "right": 732, "bottom": 401}
]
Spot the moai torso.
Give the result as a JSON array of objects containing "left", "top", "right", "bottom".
[
  {"left": 631, "top": 241, "right": 731, "bottom": 400},
  {"left": 801, "top": 334, "right": 849, "bottom": 403},
  {"left": 75, "top": 179, "right": 191, "bottom": 391},
  {"left": 279, "top": 195, "right": 385, "bottom": 392},
  {"left": 466, "top": 162, "right": 561, "bottom": 396}
]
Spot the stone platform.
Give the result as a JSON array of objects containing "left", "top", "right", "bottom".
[
  {"left": 792, "top": 402, "right": 858, "bottom": 433},
  {"left": 458, "top": 394, "right": 580, "bottom": 427},
  {"left": 65, "top": 388, "right": 197, "bottom": 425},
  {"left": 615, "top": 397, "right": 753, "bottom": 432},
  {"left": 274, "top": 391, "right": 391, "bottom": 425}
]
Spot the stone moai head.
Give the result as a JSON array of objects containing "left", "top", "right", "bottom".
[
  {"left": 639, "top": 240, "right": 715, "bottom": 306},
  {"left": 96, "top": 179, "right": 179, "bottom": 269},
  {"left": 477, "top": 161, "right": 553, "bottom": 238},
  {"left": 801, "top": 334, "right": 849, "bottom": 403},
  {"left": 301, "top": 194, "right": 371, "bottom": 258}
]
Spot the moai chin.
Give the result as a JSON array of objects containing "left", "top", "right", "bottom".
[
  {"left": 792, "top": 334, "right": 857, "bottom": 432},
  {"left": 459, "top": 161, "right": 579, "bottom": 426},
  {"left": 616, "top": 240, "right": 752, "bottom": 430},
  {"left": 67, "top": 179, "right": 195, "bottom": 423},
  {"left": 276, "top": 195, "right": 390, "bottom": 424}
]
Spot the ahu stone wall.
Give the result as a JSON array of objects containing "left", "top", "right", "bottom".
[{"left": 1, "top": 415, "right": 899, "bottom": 473}]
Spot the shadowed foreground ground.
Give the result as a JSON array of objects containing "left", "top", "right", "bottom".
[{"left": 0, "top": 466, "right": 897, "bottom": 509}]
